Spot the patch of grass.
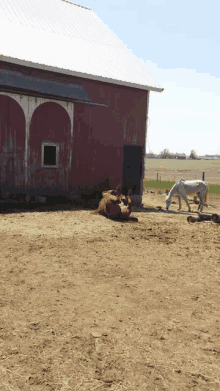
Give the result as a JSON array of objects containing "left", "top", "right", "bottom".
[
  {"left": 209, "top": 185, "right": 220, "bottom": 194},
  {"left": 144, "top": 180, "right": 220, "bottom": 194},
  {"left": 144, "top": 180, "right": 175, "bottom": 191}
]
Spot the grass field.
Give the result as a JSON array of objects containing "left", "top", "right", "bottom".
[
  {"left": 145, "top": 158, "right": 220, "bottom": 186},
  {"left": 143, "top": 180, "right": 220, "bottom": 194}
]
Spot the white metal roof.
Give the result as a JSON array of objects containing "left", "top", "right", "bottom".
[{"left": 0, "top": 0, "right": 163, "bottom": 92}]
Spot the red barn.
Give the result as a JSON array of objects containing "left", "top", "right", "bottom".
[{"left": 0, "top": 0, "right": 163, "bottom": 205}]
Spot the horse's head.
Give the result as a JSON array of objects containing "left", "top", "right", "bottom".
[{"left": 165, "top": 195, "right": 172, "bottom": 210}]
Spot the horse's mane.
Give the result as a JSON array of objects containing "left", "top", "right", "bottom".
[{"left": 166, "top": 180, "right": 184, "bottom": 199}]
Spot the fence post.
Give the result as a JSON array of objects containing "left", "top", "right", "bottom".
[
  {"left": 202, "top": 172, "right": 205, "bottom": 181},
  {"left": 157, "top": 173, "right": 159, "bottom": 181}
]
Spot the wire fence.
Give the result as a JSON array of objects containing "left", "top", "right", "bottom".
[{"left": 155, "top": 172, "right": 206, "bottom": 182}]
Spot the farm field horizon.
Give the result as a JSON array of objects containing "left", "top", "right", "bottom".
[{"left": 145, "top": 158, "right": 220, "bottom": 185}]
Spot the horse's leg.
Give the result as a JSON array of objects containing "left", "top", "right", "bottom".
[
  {"left": 177, "top": 195, "right": 182, "bottom": 210},
  {"left": 204, "top": 188, "right": 208, "bottom": 204},
  {"left": 181, "top": 194, "right": 191, "bottom": 212},
  {"left": 197, "top": 193, "right": 202, "bottom": 211},
  {"left": 199, "top": 193, "right": 205, "bottom": 212}
]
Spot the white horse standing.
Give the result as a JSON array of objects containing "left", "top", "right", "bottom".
[{"left": 165, "top": 180, "right": 208, "bottom": 212}]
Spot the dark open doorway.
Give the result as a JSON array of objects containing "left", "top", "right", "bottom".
[{"left": 123, "top": 146, "right": 143, "bottom": 195}]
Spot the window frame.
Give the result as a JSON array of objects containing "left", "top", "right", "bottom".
[{"left": 41, "top": 142, "right": 60, "bottom": 168}]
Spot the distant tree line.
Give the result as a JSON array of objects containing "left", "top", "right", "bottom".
[
  {"left": 146, "top": 149, "right": 199, "bottom": 160},
  {"left": 189, "top": 150, "right": 197, "bottom": 159}
]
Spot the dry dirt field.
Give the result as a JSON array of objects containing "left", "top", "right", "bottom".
[
  {"left": 145, "top": 159, "right": 220, "bottom": 184},
  {"left": 1, "top": 192, "right": 220, "bottom": 391}
]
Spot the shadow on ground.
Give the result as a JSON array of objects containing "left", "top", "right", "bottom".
[
  {"left": 0, "top": 198, "right": 211, "bottom": 220},
  {"left": 133, "top": 205, "right": 214, "bottom": 218},
  {"left": 0, "top": 198, "right": 98, "bottom": 215}
]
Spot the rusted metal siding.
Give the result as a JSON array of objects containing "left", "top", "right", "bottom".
[
  {"left": 28, "top": 102, "right": 71, "bottom": 196},
  {"left": 0, "top": 95, "right": 25, "bottom": 197}
]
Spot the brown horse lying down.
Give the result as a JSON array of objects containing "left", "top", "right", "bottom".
[{"left": 97, "top": 187, "right": 133, "bottom": 219}]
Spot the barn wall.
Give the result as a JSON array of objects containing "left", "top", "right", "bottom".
[
  {"left": 0, "top": 94, "right": 25, "bottom": 197},
  {"left": 0, "top": 62, "right": 148, "bottom": 200},
  {"left": 70, "top": 81, "right": 147, "bottom": 195},
  {"left": 70, "top": 102, "right": 124, "bottom": 194},
  {"left": 29, "top": 102, "right": 71, "bottom": 196}
]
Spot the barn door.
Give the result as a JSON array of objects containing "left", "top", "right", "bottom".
[{"left": 123, "top": 146, "right": 143, "bottom": 194}]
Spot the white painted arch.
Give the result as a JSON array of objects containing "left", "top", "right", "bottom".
[{"left": 0, "top": 92, "right": 74, "bottom": 185}]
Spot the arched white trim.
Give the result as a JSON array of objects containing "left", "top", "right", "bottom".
[
  {"left": 29, "top": 96, "right": 73, "bottom": 124},
  {"left": 0, "top": 91, "right": 27, "bottom": 118},
  {"left": 30, "top": 98, "right": 74, "bottom": 170},
  {"left": 0, "top": 92, "right": 74, "bottom": 187}
]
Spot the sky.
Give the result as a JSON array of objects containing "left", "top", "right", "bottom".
[{"left": 71, "top": 0, "right": 220, "bottom": 156}]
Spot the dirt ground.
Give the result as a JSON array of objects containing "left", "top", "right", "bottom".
[
  {"left": 1, "top": 192, "right": 220, "bottom": 391},
  {"left": 144, "top": 158, "right": 220, "bottom": 184}
]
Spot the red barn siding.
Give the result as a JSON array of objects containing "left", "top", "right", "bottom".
[
  {"left": 0, "top": 62, "right": 148, "bottom": 199},
  {"left": 71, "top": 103, "right": 124, "bottom": 192},
  {"left": 81, "top": 78, "right": 147, "bottom": 146},
  {"left": 70, "top": 82, "right": 147, "bottom": 193},
  {"left": 0, "top": 64, "right": 147, "bottom": 148},
  {"left": 29, "top": 102, "right": 71, "bottom": 196},
  {"left": 0, "top": 95, "right": 25, "bottom": 197}
]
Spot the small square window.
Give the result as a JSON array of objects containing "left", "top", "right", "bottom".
[
  {"left": 44, "top": 146, "right": 56, "bottom": 165},
  {"left": 42, "top": 143, "right": 59, "bottom": 167}
]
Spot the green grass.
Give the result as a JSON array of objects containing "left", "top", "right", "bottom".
[
  {"left": 144, "top": 180, "right": 175, "bottom": 191},
  {"left": 209, "top": 185, "right": 220, "bottom": 194},
  {"left": 144, "top": 180, "right": 220, "bottom": 194}
]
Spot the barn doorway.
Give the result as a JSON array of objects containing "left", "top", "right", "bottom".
[{"left": 123, "top": 146, "right": 143, "bottom": 195}]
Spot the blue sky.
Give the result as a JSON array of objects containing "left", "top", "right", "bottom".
[{"left": 73, "top": 0, "right": 220, "bottom": 156}]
